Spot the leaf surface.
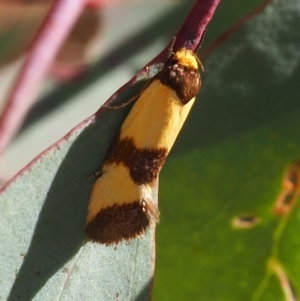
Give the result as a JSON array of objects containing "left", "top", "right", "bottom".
[
  {"left": 154, "top": 0, "right": 300, "bottom": 300},
  {"left": 0, "top": 76, "right": 156, "bottom": 301}
]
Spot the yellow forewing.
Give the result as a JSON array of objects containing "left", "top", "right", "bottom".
[{"left": 120, "top": 80, "right": 195, "bottom": 149}]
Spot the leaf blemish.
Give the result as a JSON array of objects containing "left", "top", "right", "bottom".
[
  {"left": 232, "top": 213, "right": 261, "bottom": 229},
  {"left": 273, "top": 161, "right": 300, "bottom": 216}
]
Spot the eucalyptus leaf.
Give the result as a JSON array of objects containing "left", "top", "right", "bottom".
[
  {"left": 154, "top": 0, "right": 300, "bottom": 300},
  {"left": 0, "top": 76, "right": 157, "bottom": 301}
]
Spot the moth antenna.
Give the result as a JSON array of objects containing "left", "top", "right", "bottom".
[
  {"left": 196, "top": 29, "right": 206, "bottom": 72},
  {"left": 166, "top": 36, "right": 177, "bottom": 59},
  {"left": 107, "top": 94, "right": 140, "bottom": 110},
  {"left": 194, "top": 53, "right": 204, "bottom": 72},
  {"left": 107, "top": 74, "right": 155, "bottom": 110},
  {"left": 199, "top": 29, "right": 206, "bottom": 48}
]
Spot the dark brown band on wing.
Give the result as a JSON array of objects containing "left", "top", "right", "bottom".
[
  {"left": 157, "top": 56, "right": 201, "bottom": 104},
  {"left": 106, "top": 136, "right": 168, "bottom": 185},
  {"left": 130, "top": 147, "right": 167, "bottom": 185},
  {"left": 85, "top": 201, "right": 150, "bottom": 245}
]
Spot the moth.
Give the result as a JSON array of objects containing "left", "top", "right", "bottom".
[{"left": 86, "top": 48, "right": 202, "bottom": 245}]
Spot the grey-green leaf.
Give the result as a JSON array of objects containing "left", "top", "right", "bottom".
[{"left": 0, "top": 78, "right": 156, "bottom": 301}]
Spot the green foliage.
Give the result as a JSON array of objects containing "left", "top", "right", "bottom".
[{"left": 154, "top": 0, "right": 300, "bottom": 300}]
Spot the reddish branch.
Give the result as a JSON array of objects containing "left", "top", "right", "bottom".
[
  {"left": 0, "top": 0, "right": 86, "bottom": 155},
  {"left": 173, "top": 0, "right": 221, "bottom": 52}
]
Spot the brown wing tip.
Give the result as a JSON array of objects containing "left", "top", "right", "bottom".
[{"left": 85, "top": 201, "right": 158, "bottom": 245}]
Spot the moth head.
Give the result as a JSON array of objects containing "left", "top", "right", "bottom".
[{"left": 174, "top": 48, "right": 203, "bottom": 71}]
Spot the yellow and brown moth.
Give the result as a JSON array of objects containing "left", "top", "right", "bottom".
[{"left": 86, "top": 48, "right": 202, "bottom": 245}]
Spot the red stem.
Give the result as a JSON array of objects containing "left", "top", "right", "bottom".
[
  {"left": 173, "top": 0, "right": 221, "bottom": 52},
  {"left": 0, "top": 0, "right": 86, "bottom": 155}
]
